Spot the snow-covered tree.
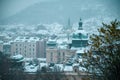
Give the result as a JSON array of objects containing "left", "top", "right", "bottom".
[
  {"left": 83, "top": 20, "right": 120, "bottom": 80},
  {"left": 0, "top": 52, "right": 25, "bottom": 80}
]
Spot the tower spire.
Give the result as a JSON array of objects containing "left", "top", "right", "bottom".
[
  {"left": 78, "top": 18, "right": 83, "bottom": 30},
  {"left": 67, "top": 17, "right": 71, "bottom": 29}
]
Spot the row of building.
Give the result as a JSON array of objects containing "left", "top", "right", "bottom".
[
  {"left": 0, "top": 19, "right": 88, "bottom": 64},
  {"left": 0, "top": 37, "right": 46, "bottom": 58}
]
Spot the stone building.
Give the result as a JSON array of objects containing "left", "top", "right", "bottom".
[
  {"left": 70, "top": 18, "right": 88, "bottom": 49},
  {"left": 46, "top": 39, "right": 76, "bottom": 64}
]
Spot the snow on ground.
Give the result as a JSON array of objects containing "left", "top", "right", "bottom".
[
  {"left": 79, "top": 67, "right": 87, "bottom": 72},
  {"left": 24, "top": 65, "right": 38, "bottom": 73},
  {"left": 39, "top": 63, "right": 48, "bottom": 68},
  {"left": 76, "top": 48, "right": 86, "bottom": 54},
  {"left": 64, "top": 65, "right": 73, "bottom": 72}
]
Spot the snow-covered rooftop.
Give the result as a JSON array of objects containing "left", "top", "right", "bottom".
[
  {"left": 74, "top": 30, "right": 87, "bottom": 35},
  {"left": 36, "top": 30, "right": 48, "bottom": 35},
  {"left": 76, "top": 48, "right": 85, "bottom": 54},
  {"left": 13, "top": 37, "right": 40, "bottom": 42},
  {"left": 56, "top": 38, "right": 68, "bottom": 44},
  {"left": 47, "top": 39, "right": 57, "bottom": 44},
  {"left": 0, "top": 40, "right": 3, "bottom": 44},
  {"left": 72, "top": 63, "right": 79, "bottom": 67},
  {"left": 37, "top": 58, "right": 46, "bottom": 62},
  {"left": 11, "top": 54, "right": 23, "bottom": 60},
  {"left": 79, "top": 67, "right": 87, "bottom": 72},
  {"left": 24, "top": 58, "right": 33, "bottom": 61},
  {"left": 64, "top": 65, "right": 73, "bottom": 72},
  {"left": 58, "top": 45, "right": 67, "bottom": 49},
  {"left": 24, "top": 65, "right": 38, "bottom": 73},
  {"left": 3, "top": 42, "right": 11, "bottom": 45},
  {"left": 39, "top": 63, "right": 48, "bottom": 68}
]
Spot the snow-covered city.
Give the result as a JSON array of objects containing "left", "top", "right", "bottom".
[{"left": 0, "top": 0, "right": 120, "bottom": 80}]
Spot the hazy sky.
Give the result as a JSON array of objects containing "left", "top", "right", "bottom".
[{"left": 0, "top": 0, "right": 53, "bottom": 20}]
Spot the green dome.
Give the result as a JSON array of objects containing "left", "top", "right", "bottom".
[{"left": 72, "top": 30, "right": 88, "bottom": 39}]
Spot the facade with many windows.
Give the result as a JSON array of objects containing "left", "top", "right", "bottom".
[{"left": 11, "top": 37, "right": 46, "bottom": 58}]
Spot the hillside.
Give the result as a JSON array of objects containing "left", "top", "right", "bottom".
[{"left": 0, "top": 0, "right": 119, "bottom": 25}]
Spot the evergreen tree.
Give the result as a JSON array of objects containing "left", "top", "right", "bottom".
[
  {"left": 0, "top": 51, "right": 11, "bottom": 80},
  {"left": 83, "top": 20, "right": 120, "bottom": 80},
  {"left": 0, "top": 52, "right": 25, "bottom": 80}
]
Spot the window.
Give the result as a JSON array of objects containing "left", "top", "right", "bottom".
[
  {"left": 33, "top": 45, "right": 34, "bottom": 47},
  {"left": 63, "top": 52, "right": 65, "bottom": 60},
  {"left": 50, "top": 52, "right": 53, "bottom": 62},
  {"left": 25, "top": 50, "right": 26, "bottom": 53},
  {"left": 58, "top": 52, "right": 61, "bottom": 62},
  {"left": 16, "top": 48, "right": 18, "bottom": 51},
  {"left": 16, "top": 50, "right": 18, "bottom": 54},
  {"left": 16, "top": 44, "right": 18, "bottom": 46},
  {"left": 58, "top": 52, "right": 60, "bottom": 56},
  {"left": 25, "top": 54, "right": 26, "bottom": 57}
]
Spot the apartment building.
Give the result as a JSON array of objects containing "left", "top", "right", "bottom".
[
  {"left": 36, "top": 39, "right": 46, "bottom": 58},
  {"left": 11, "top": 37, "right": 46, "bottom": 58}
]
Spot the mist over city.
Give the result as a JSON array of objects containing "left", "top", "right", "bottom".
[{"left": 0, "top": 0, "right": 120, "bottom": 80}]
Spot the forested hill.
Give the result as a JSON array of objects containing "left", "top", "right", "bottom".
[{"left": 0, "top": 0, "right": 119, "bottom": 25}]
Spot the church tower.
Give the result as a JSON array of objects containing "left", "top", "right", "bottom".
[
  {"left": 78, "top": 18, "right": 83, "bottom": 30},
  {"left": 66, "top": 17, "right": 71, "bottom": 30},
  {"left": 68, "top": 18, "right": 71, "bottom": 29}
]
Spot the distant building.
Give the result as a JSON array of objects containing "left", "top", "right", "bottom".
[
  {"left": 0, "top": 35, "right": 6, "bottom": 41},
  {"left": 65, "top": 18, "right": 89, "bottom": 65},
  {"left": 0, "top": 41, "right": 3, "bottom": 52},
  {"left": 46, "top": 39, "right": 76, "bottom": 64},
  {"left": 10, "top": 54, "right": 24, "bottom": 70},
  {"left": 65, "top": 18, "right": 72, "bottom": 30},
  {"left": 71, "top": 18, "right": 88, "bottom": 49},
  {"left": 3, "top": 43, "right": 11, "bottom": 54},
  {"left": 46, "top": 18, "right": 89, "bottom": 64},
  {"left": 0, "top": 35, "right": 12, "bottom": 43},
  {"left": 36, "top": 39, "right": 46, "bottom": 58},
  {"left": 11, "top": 37, "right": 46, "bottom": 58}
]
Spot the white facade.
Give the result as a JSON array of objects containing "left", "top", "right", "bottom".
[
  {"left": 11, "top": 41, "right": 37, "bottom": 58},
  {"left": 11, "top": 37, "right": 46, "bottom": 58}
]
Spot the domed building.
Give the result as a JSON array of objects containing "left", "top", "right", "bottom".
[{"left": 71, "top": 18, "right": 88, "bottom": 49}]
